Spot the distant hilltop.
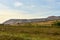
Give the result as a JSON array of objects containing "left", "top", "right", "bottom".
[{"left": 3, "top": 16, "right": 60, "bottom": 25}]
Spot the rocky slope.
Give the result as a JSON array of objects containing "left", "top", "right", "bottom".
[{"left": 3, "top": 16, "right": 60, "bottom": 25}]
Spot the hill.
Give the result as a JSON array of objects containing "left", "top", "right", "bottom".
[
  {"left": 0, "top": 16, "right": 60, "bottom": 40},
  {"left": 3, "top": 16, "right": 60, "bottom": 25}
]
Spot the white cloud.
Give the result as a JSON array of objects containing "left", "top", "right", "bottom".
[
  {"left": 23, "top": 5, "right": 36, "bottom": 10},
  {"left": 0, "top": 3, "right": 9, "bottom": 9},
  {"left": 14, "top": 1, "right": 23, "bottom": 7}
]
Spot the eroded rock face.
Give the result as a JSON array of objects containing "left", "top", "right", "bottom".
[
  {"left": 3, "top": 19, "right": 29, "bottom": 25},
  {"left": 3, "top": 16, "right": 60, "bottom": 25},
  {"left": 47, "top": 16, "right": 60, "bottom": 19}
]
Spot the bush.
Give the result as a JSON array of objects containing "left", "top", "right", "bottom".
[{"left": 52, "top": 21, "right": 60, "bottom": 27}]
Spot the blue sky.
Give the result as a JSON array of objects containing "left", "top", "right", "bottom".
[{"left": 0, "top": 0, "right": 60, "bottom": 23}]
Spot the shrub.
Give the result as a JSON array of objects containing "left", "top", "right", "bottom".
[{"left": 52, "top": 21, "right": 60, "bottom": 27}]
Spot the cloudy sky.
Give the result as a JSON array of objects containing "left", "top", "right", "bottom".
[{"left": 0, "top": 0, "right": 60, "bottom": 23}]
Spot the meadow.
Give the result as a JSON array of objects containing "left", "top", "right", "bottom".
[{"left": 0, "top": 20, "right": 60, "bottom": 40}]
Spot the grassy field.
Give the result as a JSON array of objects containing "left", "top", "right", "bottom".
[{"left": 0, "top": 20, "right": 60, "bottom": 40}]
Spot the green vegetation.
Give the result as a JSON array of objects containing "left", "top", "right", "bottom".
[
  {"left": 0, "top": 20, "right": 60, "bottom": 40},
  {"left": 52, "top": 21, "right": 60, "bottom": 27}
]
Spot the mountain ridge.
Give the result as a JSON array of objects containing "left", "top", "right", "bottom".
[{"left": 3, "top": 16, "right": 60, "bottom": 25}]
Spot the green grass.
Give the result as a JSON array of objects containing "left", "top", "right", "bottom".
[{"left": 0, "top": 21, "right": 60, "bottom": 40}]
